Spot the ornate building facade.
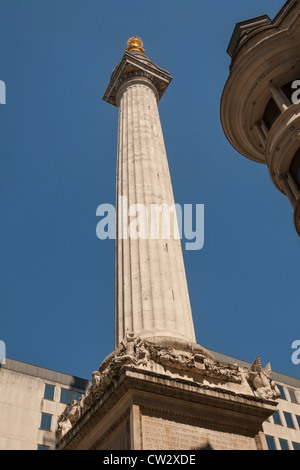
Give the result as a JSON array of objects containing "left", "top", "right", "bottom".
[{"left": 221, "top": 0, "right": 300, "bottom": 235}]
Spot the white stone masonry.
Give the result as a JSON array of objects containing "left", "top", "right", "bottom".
[{"left": 115, "top": 77, "right": 196, "bottom": 347}]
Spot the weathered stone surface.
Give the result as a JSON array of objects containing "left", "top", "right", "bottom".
[
  {"left": 141, "top": 414, "right": 257, "bottom": 450},
  {"left": 114, "top": 73, "right": 196, "bottom": 347},
  {"left": 56, "top": 335, "right": 280, "bottom": 447}
]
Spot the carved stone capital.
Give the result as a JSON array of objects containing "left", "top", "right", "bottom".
[{"left": 102, "top": 50, "right": 172, "bottom": 107}]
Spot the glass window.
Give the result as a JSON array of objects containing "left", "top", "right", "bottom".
[
  {"left": 60, "top": 388, "right": 72, "bottom": 405},
  {"left": 292, "top": 442, "right": 300, "bottom": 451},
  {"left": 287, "top": 388, "right": 299, "bottom": 404},
  {"left": 279, "top": 439, "right": 289, "bottom": 451},
  {"left": 284, "top": 412, "right": 295, "bottom": 429},
  {"left": 44, "top": 384, "right": 55, "bottom": 401},
  {"left": 296, "top": 415, "right": 300, "bottom": 429},
  {"left": 265, "top": 435, "right": 277, "bottom": 450},
  {"left": 40, "top": 413, "right": 52, "bottom": 431},
  {"left": 276, "top": 385, "right": 286, "bottom": 400},
  {"left": 273, "top": 411, "right": 282, "bottom": 425},
  {"left": 37, "top": 444, "right": 49, "bottom": 450},
  {"left": 75, "top": 391, "right": 83, "bottom": 402}
]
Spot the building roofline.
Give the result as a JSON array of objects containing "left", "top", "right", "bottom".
[
  {"left": 208, "top": 349, "right": 300, "bottom": 389},
  {"left": 226, "top": 0, "right": 298, "bottom": 59},
  {"left": 0, "top": 358, "right": 90, "bottom": 391},
  {"left": 227, "top": 15, "right": 271, "bottom": 57},
  {"left": 273, "top": 0, "right": 295, "bottom": 22},
  {"left": 2, "top": 351, "right": 300, "bottom": 391}
]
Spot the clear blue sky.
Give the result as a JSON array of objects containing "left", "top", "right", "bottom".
[{"left": 0, "top": 0, "right": 299, "bottom": 381}]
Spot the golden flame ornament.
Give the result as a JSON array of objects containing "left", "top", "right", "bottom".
[{"left": 126, "top": 37, "right": 145, "bottom": 54}]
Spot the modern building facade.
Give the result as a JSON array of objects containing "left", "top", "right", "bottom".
[
  {"left": 0, "top": 353, "right": 299, "bottom": 450},
  {"left": 0, "top": 358, "right": 89, "bottom": 450},
  {"left": 211, "top": 350, "right": 300, "bottom": 451},
  {"left": 263, "top": 379, "right": 300, "bottom": 451}
]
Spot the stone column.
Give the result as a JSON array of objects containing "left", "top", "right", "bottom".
[
  {"left": 55, "top": 37, "right": 280, "bottom": 452},
  {"left": 103, "top": 38, "right": 196, "bottom": 348}
]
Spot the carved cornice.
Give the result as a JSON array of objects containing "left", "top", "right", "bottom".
[
  {"left": 103, "top": 51, "right": 172, "bottom": 107},
  {"left": 56, "top": 372, "right": 130, "bottom": 450},
  {"left": 56, "top": 337, "right": 279, "bottom": 449},
  {"left": 229, "top": 0, "right": 300, "bottom": 68},
  {"left": 57, "top": 369, "right": 276, "bottom": 450},
  {"left": 221, "top": 1, "right": 300, "bottom": 165}
]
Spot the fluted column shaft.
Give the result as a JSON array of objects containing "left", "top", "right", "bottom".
[{"left": 115, "top": 77, "right": 196, "bottom": 347}]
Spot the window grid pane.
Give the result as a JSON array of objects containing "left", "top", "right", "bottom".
[
  {"left": 40, "top": 413, "right": 52, "bottom": 431},
  {"left": 44, "top": 384, "right": 55, "bottom": 401},
  {"left": 288, "top": 388, "right": 299, "bottom": 404},
  {"left": 273, "top": 411, "right": 282, "bottom": 425},
  {"left": 75, "top": 391, "right": 83, "bottom": 402},
  {"left": 276, "top": 385, "right": 286, "bottom": 400},
  {"left": 284, "top": 412, "right": 295, "bottom": 429},
  {"left": 60, "top": 388, "right": 72, "bottom": 405},
  {"left": 279, "top": 438, "right": 289, "bottom": 450},
  {"left": 265, "top": 435, "right": 277, "bottom": 450}
]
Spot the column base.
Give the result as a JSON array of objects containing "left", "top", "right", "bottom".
[
  {"left": 56, "top": 337, "right": 279, "bottom": 450},
  {"left": 140, "top": 334, "right": 215, "bottom": 358}
]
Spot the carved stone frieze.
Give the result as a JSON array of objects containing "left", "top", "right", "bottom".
[
  {"left": 247, "top": 356, "right": 280, "bottom": 400},
  {"left": 55, "top": 335, "right": 280, "bottom": 441}
]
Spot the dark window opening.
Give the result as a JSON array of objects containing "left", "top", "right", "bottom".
[
  {"left": 276, "top": 384, "right": 286, "bottom": 400},
  {"left": 265, "top": 435, "right": 276, "bottom": 450},
  {"left": 279, "top": 439, "right": 289, "bottom": 451},
  {"left": 40, "top": 413, "right": 52, "bottom": 431},
  {"left": 287, "top": 388, "right": 299, "bottom": 404},
  {"left": 273, "top": 411, "right": 282, "bottom": 425},
  {"left": 60, "top": 388, "right": 72, "bottom": 405},
  {"left": 263, "top": 98, "right": 281, "bottom": 130},
  {"left": 284, "top": 412, "right": 295, "bottom": 429},
  {"left": 282, "top": 81, "right": 296, "bottom": 104},
  {"left": 44, "top": 384, "right": 55, "bottom": 401}
]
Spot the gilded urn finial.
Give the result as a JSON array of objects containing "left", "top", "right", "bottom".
[{"left": 126, "top": 36, "right": 145, "bottom": 54}]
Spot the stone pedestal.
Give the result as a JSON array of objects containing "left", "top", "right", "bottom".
[{"left": 56, "top": 338, "right": 279, "bottom": 450}]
